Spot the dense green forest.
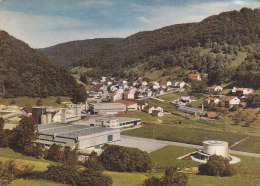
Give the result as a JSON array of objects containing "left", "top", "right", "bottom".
[
  {"left": 0, "top": 31, "right": 77, "bottom": 97},
  {"left": 39, "top": 8, "right": 260, "bottom": 88}
]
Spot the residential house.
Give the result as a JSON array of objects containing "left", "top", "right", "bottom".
[
  {"left": 110, "top": 85, "right": 118, "bottom": 92},
  {"left": 203, "top": 97, "right": 221, "bottom": 105},
  {"left": 188, "top": 74, "right": 201, "bottom": 81},
  {"left": 109, "top": 93, "right": 122, "bottom": 102},
  {"left": 123, "top": 91, "right": 135, "bottom": 99},
  {"left": 173, "top": 81, "right": 186, "bottom": 88},
  {"left": 114, "top": 100, "right": 138, "bottom": 111},
  {"left": 156, "top": 89, "right": 165, "bottom": 95},
  {"left": 153, "top": 84, "right": 160, "bottom": 90},
  {"left": 221, "top": 96, "right": 240, "bottom": 108},
  {"left": 206, "top": 112, "right": 218, "bottom": 119},
  {"left": 143, "top": 105, "right": 155, "bottom": 114},
  {"left": 209, "top": 85, "right": 223, "bottom": 92},
  {"left": 142, "top": 81, "right": 148, "bottom": 87},
  {"left": 152, "top": 110, "right": 164, "bottom": 117},
  {"left": 232, "top": 87, "right": 254, "bottom": 96}
]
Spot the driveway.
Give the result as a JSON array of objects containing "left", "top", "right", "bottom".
[
  {"left": 111, "top": 135, "right": 260, "bottom": 157},
  {"left": 111, "top": 135, "right": 201, "bottom": 153}
]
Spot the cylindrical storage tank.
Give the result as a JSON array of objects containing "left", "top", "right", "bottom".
[{"left": 203, "top": 140, "right": 229, "bottom": 158}]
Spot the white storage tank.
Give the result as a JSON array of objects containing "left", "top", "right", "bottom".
[{"left": 203, "top": 140, "right": 229, "bottom": 158}]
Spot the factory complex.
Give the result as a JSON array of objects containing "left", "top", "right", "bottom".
[{"left": 36, "top": 123, "right": 120, "bottom": 150}]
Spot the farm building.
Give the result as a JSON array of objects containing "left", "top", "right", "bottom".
[
  {"left": 177, "top": 106, "right": 203, "bottom": 115},
  {"left": 89, "top": 103, "right": 126, "bottom": 115},
  {"left": 36, "top": 123, "right": 120, "bottom": 150}
]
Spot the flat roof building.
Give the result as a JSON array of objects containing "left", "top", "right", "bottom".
[
  {"left": 177, "top": 106, "right": 203, "bottom": 115},
  {"left": 89, "top": 103, "right": 126, "bottom": 115},
  {"left": 36, "top": 123, "right": 120, "bottom": 150},
  {"left": 88, "top": 116, "right": 141, "bottom": 129}
]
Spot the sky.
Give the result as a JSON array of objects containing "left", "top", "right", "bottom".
[{"left": 0, "top": 0, "right": 259, "bottom": 48}]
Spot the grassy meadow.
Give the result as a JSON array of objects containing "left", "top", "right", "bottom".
[
  {"left": 122, "top": 124, "right": 260, "bottom": 154},
  {"left": 0, "top": 96, "right": 71, "bottom": 107},
  {"left": 0, "top": 144, "right": 259, "bottom": 186}
]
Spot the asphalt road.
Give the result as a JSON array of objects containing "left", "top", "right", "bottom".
[{"left": 112, "top": 135, "right": 260, "bottom": 158}]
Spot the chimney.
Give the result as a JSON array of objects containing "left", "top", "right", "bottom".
[{"left": 61, "top": 108, "right": 66, "bottom": 123}]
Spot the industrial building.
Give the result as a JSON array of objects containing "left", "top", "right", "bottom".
[
  {"left": 32, "top": 105, "right": 82, "bottom": 124},
  {"left": 89, "top": 103, "right": 126, "bottom": 115},
  {"left": 36, "top": 123, "right": 120, "bottom": 150},
  {"left": 88, "top": 116, "right": 141, "bottom": 129},
  {"left": 177, "top": 140, "right": 240, "bottom": 164}
]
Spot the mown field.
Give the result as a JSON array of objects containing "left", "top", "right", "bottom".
[
  {"left": 0, "top": 96, "right": 71, "bottom": 107},
  {"left": 122, "top": 124, "right": 260, "bottom": 154},
  {"left": 158, "top": 92, "right": 181, "bottom": 101},
  {"left": 0, "top": 144, "right": 259, "bottom": 186}
]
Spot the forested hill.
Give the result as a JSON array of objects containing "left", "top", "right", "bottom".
[
  {"left": 39, "top": 8, "right": 260, "bottom": 88},
  {"left": 0, "top": 31, "right": 77, "bottom": 97}
]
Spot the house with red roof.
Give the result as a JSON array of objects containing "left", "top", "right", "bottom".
[
  {"left": 232, "top": 87, "right": 253, "bottom": 96},
  {"left": 123, "top": 91, "right": 135, "bottom": 99},
  {"left": 143, "top": 105, "right": 163, "bottom": 114},
  {"left": 152, "top": 110, "right": 164, "bottom": 117},
  {"left": 221, "top": 96, "right": 240, "bottom": 108},
  {"left": 203, "top": 97, "right": 221, "bottom": 105},
  {"left": 188, "top": 74, "right": 201, "bottom": 81},
  {"left": 209, "top": 85, "right": 223, "bottom": 92},
  {"left": 206, "top": 112, "right": 218, "bottom": 119}
]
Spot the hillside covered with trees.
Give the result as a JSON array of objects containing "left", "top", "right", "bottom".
[
  {"left": 0, "top": 31, "right": 77, "bottom": 97},
  {"left": 39, "top": 8, "right": 260, "bottom": 88}
]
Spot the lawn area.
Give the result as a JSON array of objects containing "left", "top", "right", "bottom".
[
  {"left": 149, "top": 145, "right": 260, "bottom": 186},
  {"left": 158, "top": 92, "right": 181, "bottom": 101},
  {"left": 0, "top": 96, "right": 71, "bottom": 107},
  {"left": 220, "top": 89, "right": 232, "bottom": 95},
  {"left": 187, "top": 97, "right": 204, "bottom": 108},
  {"left": 143, "top": 98, "right": 177, "bottom": 113},
  {"left": 149, "top": 145, "right": 199, "bottom": 169},
  {"left": 115, "top": 111, "right": 158, "bottom": 123},
  {"left": 0, "top": 148, "right": 51, "bottom": 171},
  {"left": 11, "top": 179, "right": 67, "bottom": 186},
  {"left": 121, "top": 124, "right": 260, "bottom": 153},
  {"left": 105, "top": 171, "right": 147, "bottom": 186}
]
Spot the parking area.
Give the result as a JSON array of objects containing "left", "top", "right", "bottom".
[{"left": 111, "top": 135, "right": 168, "bottom": 152}]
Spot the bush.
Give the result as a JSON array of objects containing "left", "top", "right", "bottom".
[
  {"left": 99, "top": 145, "right": 152, "bottom": 172},
  {"left": 44, "top": 163, "right": 78, "bottom": 185},
  {"left": 24, "top": 143, "right": 45, "bottom": 158},
  {"left": 77, "top": 168, "right": 112, "bottom": 186},
  {"left": 45, "top": 144, "right": 63, "bottom": 162},
  {"left": 143, "top": 167, "right": 188, "bottom": 186},
  {"left": 198, "top": 155, "right": 235, "bottom": 177},
  {"left": 143, "top": 176, "right": 161, "bottom": 186},
  {"left": 0, "top": 159, "right": 18, "bottom": 185},
  {"left": 83, "top": 152, "right": 104, "bottom": 172}
]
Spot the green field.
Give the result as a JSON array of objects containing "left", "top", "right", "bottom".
[
  {"left": 158, "top": 92, "right": 181, "bottom": 101},
  {"left": 149, "top": 145, "right": 199, "bottom": 169},
  {"left": 122, "top": 124, "right": 260, "bottom": 154},
  {"left": 0, "top": 148, "right": 51, "bottom": 171},
  {"left": 0, "top": 96, "right": 71, "bottom": 107},
  {"left": 11, "top": 179, "right": 66, "bottom": 186},
  {"left": 0, "top": 144, "right": 259, "bottom": 186},
  {"left": 115, "top": 111, "right": 159, "bottom": 123}
]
